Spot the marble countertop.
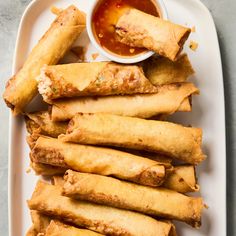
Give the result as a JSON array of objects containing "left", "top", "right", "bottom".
[{"left": 0, "top": 0, "right": 235, "bottom": 235}]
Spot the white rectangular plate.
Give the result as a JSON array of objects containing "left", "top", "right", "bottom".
[{"left": 8, "top": 0, "right": 226, "bottom": 235}]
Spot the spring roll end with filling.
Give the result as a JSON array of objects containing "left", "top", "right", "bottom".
[
  {"left": 3, "top": 5, "right": 86, "bottom": 115},
  {"left": 37, "top": 62, "right": 159, "bottom": 102},
  {"left": 116, "top": 9, "right": 191, "bottom": 61}
]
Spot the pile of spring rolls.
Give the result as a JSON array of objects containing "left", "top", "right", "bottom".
[{"left": 2, "top": 4, "right": 207, "bottom": 236}]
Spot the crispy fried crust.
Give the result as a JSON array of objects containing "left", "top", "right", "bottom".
[
  {"left": 30, "top": 161, "right": 66, "bottom": 176},
  {"left": 60, "top": 113, "right": 205, "bottom": 164},
  {"left": 25, "top": 111, "right": 67, "bottom": 138},
  {"left": 31, "top": 136, "right": 167, "bottom": 187},
  {"left": 30, "top": 211, "right": 51, "bottom": 234},
  {"left": 3, "top": 5, "right": 86, "bottom": 115},
  {"left": 28, "top": 181, "right": 175, "bottom": 236},
  {"left": 51, "top": 82, "right": 198, "bottom": 121},
  {"left": 116, "top": 9, "right": 191, "bottom": 61},
  {"left": 52, "top": 176, "right": 65, "bottom": 187},
  {"left": 163, "top": 165, "right": 200, "bottom": 193},
  {"left": 63, "top": 170, "right": 204, "bottom": 227},
  {"left": 143, "top": 54, "right": 195, "bottom": 86},
  {"left": 26, "top": 211, "right": 51, "bottom": 235},
  {"left": 37, "top": 62, "right": 159, "bottom": 102}
]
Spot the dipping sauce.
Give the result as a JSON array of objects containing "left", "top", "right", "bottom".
[{"left": 92, "top": 0, "right": 160, "bottom": 57}]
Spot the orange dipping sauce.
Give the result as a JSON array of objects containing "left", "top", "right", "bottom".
[{"left": 92, "top": 0, "right": 160, "bottom": 57}]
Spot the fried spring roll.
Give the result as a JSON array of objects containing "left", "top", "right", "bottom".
[
  {"left": 143, "top": 54, "right": 195, "bottom": 86},
  {"left": 163, "top": 165, "right": 199, "bottom": 193},
  {"left": 105, "top": 150, "right": 198, "bottom": 193},
  {"left": 45, "top": 220, "right": 104, "bottom": 236},
  {"left": 25, "top": 111, "right": 67, "bottom": 137},
  {"left": 28, "top": 181, "right": 176, "bottom": 236},
  {"left": 51, "top": 82, "right": 198, "bottom": 121},
  {"left": 63, "top": 170, "right": 204, "bottom": 227},
  {"left": 116, "top": 9, "right": 191, "bottom": 61},
  {"left": 30, "top": 136, "right": 168, "bottom": 186},
  {"left": 60, "top": 113, "right": 205, "bottom": 164},
  {"left": 3, "top": 5, "right": 86, "bottom": 115},
  {"left": 30, "top": 148, "right": 198, "bottom": 193},
  {"left": 37, "top": 62, "right": 159, "bottom": 102},
  {"left": 30, "top": 161, "right": 66, "bottom": 176}
]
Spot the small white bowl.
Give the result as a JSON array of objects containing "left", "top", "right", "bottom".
[{"left": 87, "top": 0, "right": 168, "bottom": 64}]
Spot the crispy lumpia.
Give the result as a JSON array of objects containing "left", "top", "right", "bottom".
[
  {"left": 51, "top": 82, "right": 198, "bottom": 121},
  {"left": 25, "top": 111, "right": 67, "bottom": 137},
  {"left": 116, "top": 9, "right": 191, "bottom": 61},
  {"left": 30, "top": 136, "right": 168, "bottom": 187},
  {"left": 63, "top": 170, "right": 204, "bottom": 227},
  {"left": 143, "top": 54, "right": 195, "bottom": 85},
  {"left": 3, "top": 5, "right": 86, "bottom": 115},
  {"left": 45, "top": 220, "right": 104, "bottom": 236},
  {"left": 28, "top": 181, "right": 176, "bottom": 236},
  {"left": 37, "top": 62, "right": 158, "bottom": 102},
  {"left": 31, "top": 160, "right": 197, "bottom": 193},
  {"left": 163, "top": 165, "right": 199, "bottom": 193},
  {"left": 128, "top": 151, "right": 199, "bottom": 193},
  {"left": 60, "top": 113, "right": 205, "bottom": 164}
]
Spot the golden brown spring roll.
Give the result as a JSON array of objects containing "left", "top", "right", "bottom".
[
  {"left": 110, "top": 149, "right": 198, "bottom": 193},
  {"left": 143, "top": 54, "right": 195, "bottom": 86},
  {"left": 3, "top": 5, "right": 86, "bottom": 115},
  {"left": 28, "top": 181, "right": 176, "bottom": 236},
  {"left": 63, "top": 170, "right": 204, "bottom": 227},
  {"left": 45, "top": 220, "right": 104, "bottom": 236},
  {"left": 116, "top": 9, "right": 191, "bottom": 61},
  {"left": 30, "top": 161, "right": 66, "bottom": 176},
  {"left": 37, "top": 62, "right": 158, "bottom": 102},
  {"left": 25, "top": 111, "right": 67, "bottom": 137},
  {"left": 51, "top": 82, "right": 198, "bottom": 121},
  {"left": 31, "top": 162, "right": 197, "bottom": 192},
  {"left": 60, "top": 113, "right": 205, "bottom": 164},
  {"left": 30, "top": 136, "right": 168, "bottom": 187},
  {"left": 163, "top": 165, "right": 199, "bottom": 193}
]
